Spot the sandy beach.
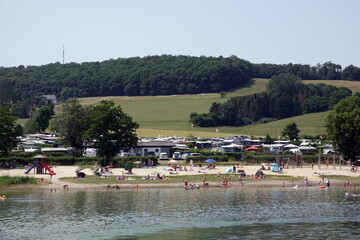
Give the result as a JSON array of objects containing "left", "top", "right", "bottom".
[{"left": 1, "top": 163, "right": 359, "bottom": 190}]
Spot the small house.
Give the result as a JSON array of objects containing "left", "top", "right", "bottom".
[
  {"left": 133, "top": 141, "right": 176, "bottom": 157},
  {"left": 41, "top": 94, "right": 58, "bottom": 103}
]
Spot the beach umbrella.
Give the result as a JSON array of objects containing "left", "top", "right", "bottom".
[
  {"left": 270, "top": 163, "right": 278, "bottom": 166},
  {"left": 75, "top": 167, "right": 85, "bottom": 173},
  {"left": 205, "top": 159, "right": 215, "bottom": 163},
  {"left": 261, "top": 163, "right": 268, "bottom": 166},
  {"left": 168, "top": 160, "right": 177, "bottom": 164}
]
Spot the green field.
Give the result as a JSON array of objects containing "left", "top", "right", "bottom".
[{"left": 50, "top": 78, "right": 360, "bottom": 138}]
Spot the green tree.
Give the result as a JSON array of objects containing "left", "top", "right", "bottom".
[
  {"left": 266, "top": 73, "right": 305, "bottom": 119},
  {"left": 264, "top": 134, "right": 274, "bottom": 144},
  {"left": 55, "top": 99, "right": 87, "bottom": 156},
  {"left": 82, "top": 100, "right": 139, "bottom": 166},
  {"left": 282, "top": 122, "right": 300, "bottom": 141},
  {"left": 220, "top": 91, "right": 226, "bottom": 99},
  {"left": 189, "top": 112, "right": 217, "bottom": 127},
  {"left": 0, "top": 77, "right": 14, "bottom": 106},
  {"left": 60, "top": 87, "right": 76, "bottom": 101},
  {"left": 24, "top": 117, "right": 39, "bottom": 134},
  {"left": 0, "top": 106, "right": 20, "bottom": 156},
  {"left": 325, "top": 96, "right": 360, "bottom": 163},
  {"left": 302, "top": 95, "right": 328, "bottom": 113},
  {"left": 328, "top": 89, "right": 352, "bottom": 109},
  {"left": 35, "top": 106, "right": 52, "bottom": 132}
]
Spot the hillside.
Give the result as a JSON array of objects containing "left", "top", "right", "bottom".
[{"left": 55, "top": 78, "right": 360, "bottom": 138}]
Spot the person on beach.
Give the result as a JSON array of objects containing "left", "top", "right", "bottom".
[
  {"left": 203, "top": 178, "right": 209, "bottom": 187},
  {"left": 304, "top": 177, "right": 309, "bottom": 186},
  {"left": 222, "top": 176, "right": 228, "bottom": 186},
  {"left": 238, "top": 175, "right": 245, "bottom": 186},
  {"left": 324, "top": 178, "right": 330, "bottom": 187},
  {"left": 183, "top": 180, "right": 188, "bottom": 188}
]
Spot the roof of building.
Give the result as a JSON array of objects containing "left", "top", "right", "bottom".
[
  {"left": 136, "top": 141, "right": 176, "bottom": 147},
  {"left": 41, "top": 95, "right": 57, "bottom": 100}
]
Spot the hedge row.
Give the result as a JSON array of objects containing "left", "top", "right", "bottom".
[
  {"left": 182, "top": 152, "right": 321, "bottom": 164},
  {"left": 185, "top": 155, "right": 229, "bottom": 163},
  {"left": 0, "top": 155, "right": 158, "bottom": 166}
]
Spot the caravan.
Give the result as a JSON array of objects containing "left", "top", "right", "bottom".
[{"left": 83, "top": 148, "right": 97, "bottom": 157}]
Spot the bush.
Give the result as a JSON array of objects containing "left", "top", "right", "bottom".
[
  {"left": 186, "top": 155, "right": 229, "bottom": 163},
  {"left": 112, "top": 156, "right": 158, "bottom": 166},
  {"left": 241, "top": 153, "right": 277, "bottom": 164},
  {"left": 0, "top": 155, "right": 159, "bottom": 167}
]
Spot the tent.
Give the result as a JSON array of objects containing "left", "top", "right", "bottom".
[
  {"left": 284, "top": 144, "right": 299, "bottom": 149},
  {"left": 244, "top": 146, "right": 257, "bottom": 152}
]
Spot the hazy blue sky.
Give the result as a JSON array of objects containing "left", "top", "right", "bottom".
[{"left": 1, "top": 0, "right": 359, "bottom": 67}]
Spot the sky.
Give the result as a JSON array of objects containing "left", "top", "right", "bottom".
[{"left": 1, "top": 0, "right": 360, "bottom": 68}]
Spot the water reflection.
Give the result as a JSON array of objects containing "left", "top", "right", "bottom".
[{"left": 0, "top": 187, "right": 359, "bottom": 240}]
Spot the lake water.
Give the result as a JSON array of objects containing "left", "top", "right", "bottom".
[{"left": 0, "top": 186, "right": 359, "bottom": 240}]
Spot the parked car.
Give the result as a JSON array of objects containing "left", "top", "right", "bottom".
[
  {"left": 172, "top": 152, "right": 181, "bottom": 160},
  {"left": 181, "top": 152, "right": 202, "bottom": 160},
  {"left": 83, "top": 148, "right": 97, "bottom": 157},
  {"left": 188, "top": 153, "right": 203, "bottom": 157},
  {"left": 159, "top": 152, "right": 168, "bottom": 160},
  {"left": 145, "top": 151, "right": 156, "bottom": 156}
]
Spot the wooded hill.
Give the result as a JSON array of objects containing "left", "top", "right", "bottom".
[
  {"left": 1, "top": 55, "right": 360, "bottom": 119},
  {"left": 1, "top": 55, "right": 360, "bottom": 100}
]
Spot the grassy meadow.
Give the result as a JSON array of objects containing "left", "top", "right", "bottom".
[{"left": 49, "top": 78, "right": 360, "bottom": 138}]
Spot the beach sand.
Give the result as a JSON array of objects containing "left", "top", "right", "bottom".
[{"left": 1, "top": 164, "right": 359, "bottom": 190}]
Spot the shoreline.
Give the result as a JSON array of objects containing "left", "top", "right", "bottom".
[
  {"left": 1, "top": 178, "right": 358, "bottom": 191},
  {"left": 1, "top": 164, "right": 359, "bottom": 191}
]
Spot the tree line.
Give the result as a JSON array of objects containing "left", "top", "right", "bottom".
[
  {"left": 190, "top": 73, "right": 354, "bottom": 127},
  {"left": 254, "top": 61, "right": 360, "bottom": 80},
  {"left": 1, "top": 55, "right": 360, "bottom": 119}
]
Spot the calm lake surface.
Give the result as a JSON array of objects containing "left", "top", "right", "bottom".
[{"left": 1, "top": 186, "right": 359, "bottom": 240}]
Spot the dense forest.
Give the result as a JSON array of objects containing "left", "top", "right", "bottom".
[
  {"left": 254, "top": 62, "right": 360, "bottom": 80},
  {"left": 190, "top": 73, "right": 355, "bottom": 127},
  {"left": 0, "top": 55, "right": 253, "bottom": 100},
  {"left": 1, "top": 55, "right": 360, "bottom": 118}
]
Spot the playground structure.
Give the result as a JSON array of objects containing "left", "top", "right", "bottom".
[
  {"left": 276, "top": 153, "right": 345, "bottom": 170},
  {"left": 276, "top": 154, "right": 304, "bottom": 169},
  {"left": 24, "top": 154, "right": 56, "bottom": 176},
  {"left": 316, "top": 154, "right": 345, "bottom": 170}
]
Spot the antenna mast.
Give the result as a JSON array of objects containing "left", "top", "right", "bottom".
[{"left": 62, "top": 44, "right": 65, "bottom": 64}]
